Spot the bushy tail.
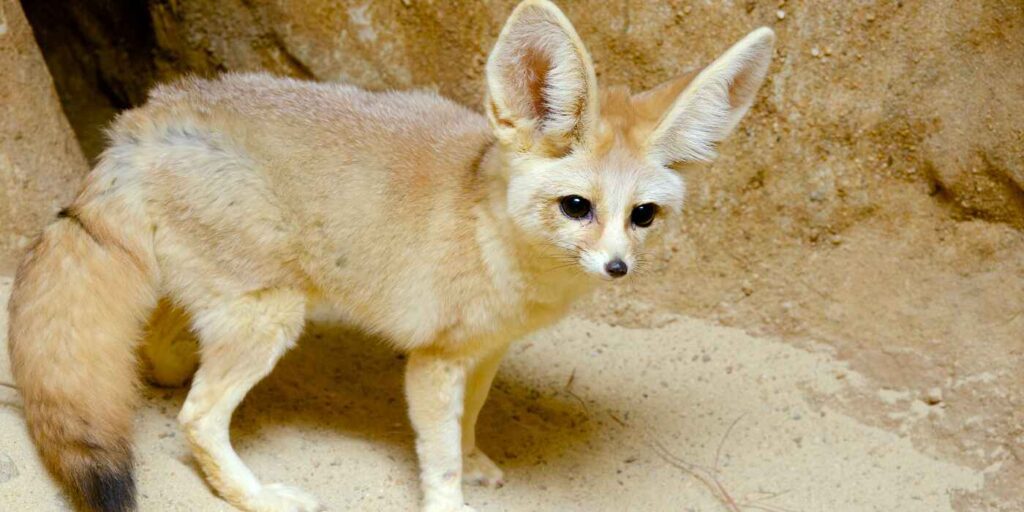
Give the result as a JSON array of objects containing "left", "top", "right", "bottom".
[{"left": 7, "top": 202, "right": 157, "bottom": 512}]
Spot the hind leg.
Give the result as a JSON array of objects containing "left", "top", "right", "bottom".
[
  {"left": 178, "top": 288, "right": 321, "bottom": 512},
  {"left": 142, "top": 299, "right": 199, "bottom": 387}
]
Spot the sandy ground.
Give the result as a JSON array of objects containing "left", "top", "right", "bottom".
[{"left": 0, "top": 275, "right": 989, "bottom": 511}]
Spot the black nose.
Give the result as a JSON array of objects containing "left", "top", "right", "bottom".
[{"left": 605, "top": 259, "right": 628, "bottom": 278}]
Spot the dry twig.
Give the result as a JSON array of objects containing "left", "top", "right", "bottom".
[
  {"left": 643, "top": 427, "right": 741, "bottom": 512},
  {"left": 644, "top": 421, "right": 799, "bottom": 512},
  {"left": 562, "top": 368, "right": 590, "bottom": 414},
  {"left": 715, "top": 414, "right": 746, "bottom": 471}
]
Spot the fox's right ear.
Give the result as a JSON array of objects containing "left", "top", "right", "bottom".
[
  {"left": 485, "top": 0, "right": 599, "bottom": 157},
  {"left": 643, "top": 27, "right": 775, "bottom": 167}
]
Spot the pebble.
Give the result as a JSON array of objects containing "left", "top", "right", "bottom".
[
  {"left": 741, "top": 280, "right": 754, "bottom": 296},
  {"left": 0, "top": 453, "right": 18, "bottom": 484},
  {"left": 776, "top": 9, "right": 786, "bottom": 20},
  {"left": 924, "top": 387, "right": 943, "bottom": 405}
]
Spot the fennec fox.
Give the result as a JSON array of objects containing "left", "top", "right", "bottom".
[{"left": 7, "top": 1, "right": 774, "bottom": 510}]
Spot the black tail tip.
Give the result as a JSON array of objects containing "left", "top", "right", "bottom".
[{"left": 76, "top": 464, "right": 136, "bottom": 512}]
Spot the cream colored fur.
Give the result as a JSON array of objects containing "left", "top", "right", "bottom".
[{"left": 6, "top": 1, "right": 774, "bottom": 511}]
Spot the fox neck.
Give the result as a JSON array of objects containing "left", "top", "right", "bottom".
[{"left": 474, "top": 140, "right": 595, "bottom": 309}]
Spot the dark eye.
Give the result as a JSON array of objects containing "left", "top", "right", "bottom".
[
  {"left": 559, "top": 195, "right": 592, "bottom": 219},
  {"left": 631, "top": 203, "right": 658, "bottom": 227}
]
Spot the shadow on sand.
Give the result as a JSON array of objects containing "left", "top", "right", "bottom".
[{"left": 141, "top": 321, "right": 641, "bottom": 484}]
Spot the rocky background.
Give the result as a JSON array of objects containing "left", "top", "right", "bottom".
[
  {"left": 1, "top": 0, "right": 1021, "bottom": 510},
  {"left": 0, "top": 0, "right": 87, "bottom": 265}
]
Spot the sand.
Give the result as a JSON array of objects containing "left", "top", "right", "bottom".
[{"left": 0, "top": 275, "right": 987, "bottom": 511}]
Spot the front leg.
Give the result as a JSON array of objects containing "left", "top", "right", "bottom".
[
  {"left": 405, "top": 349, "right": 474, "bottom": 512},
  {"left": 461, "top": 345, "right": 508, "bottom": 488}
]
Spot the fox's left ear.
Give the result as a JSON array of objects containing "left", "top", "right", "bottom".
[
  {"left": 643, "top": 27, "right": 775, "bottom": 166},
  {"left": 485, "top": 0, "right": 599, "bottom": 156}
]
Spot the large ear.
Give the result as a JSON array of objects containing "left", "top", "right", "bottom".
[
  {"left": 644, "top": 27, "right": 775, "bottom": 166},
  {"left": 485, "top": 0, "right": 599, "bottom": 156}
]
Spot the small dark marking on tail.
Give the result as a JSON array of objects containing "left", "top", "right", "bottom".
[
  {"left": 56, "top": 207, "right": 102, "bottom": 246},
  {"left": 76, "top": 463, "right": 136, "bottom": 512}
]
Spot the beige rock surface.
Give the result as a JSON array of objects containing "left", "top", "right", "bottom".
[
  {"left": 0, "top": 0, "right": 88, "bottom": 269},
  {"left": 24, "top": 0, "right": 1024, "bottom": 227}
]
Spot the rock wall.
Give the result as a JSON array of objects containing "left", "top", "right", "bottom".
[
  {"left": 24, "top": 0, "right": 1024, "bottom": 227},
  {"left": 0, "top": 0, "right": 88, "bottom": 268}
]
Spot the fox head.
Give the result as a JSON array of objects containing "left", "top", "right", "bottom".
[{"left": 486, "top": 0, "right": 774, "bottom": 280}]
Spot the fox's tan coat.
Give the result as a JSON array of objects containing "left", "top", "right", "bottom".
[{"left": 7, "top": 1, "right": 774, "bottom": 511}]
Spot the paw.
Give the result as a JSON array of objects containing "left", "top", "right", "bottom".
[
  {"left": 245, "top": 483, "right": 324, "bottom": 512},
  {"left": 143, "top": 335, "right": 199, "bottom": 388},
  {"left": 463, "top": 449, "right": 505, "bottom": 488},
  {"left": 147, "top": 356, "right": 198, "bottom": 388},
  {"left": 423, "top": 504, "right": 477, "bottom": 512}
]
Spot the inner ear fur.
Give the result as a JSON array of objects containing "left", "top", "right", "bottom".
[
  {"left": 643, "top": 27, "right": 775, "bottom": 167},
  {"left": 485, "top": 0, "right": 599, "bottom": 155}
]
